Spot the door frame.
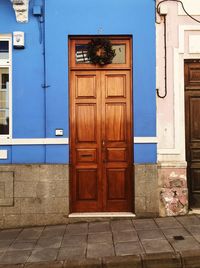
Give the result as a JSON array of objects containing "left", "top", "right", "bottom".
[
  {"left": 185, "top": 59, "right": 200, "bottom": 208},
  {"left": 68, "top": 35, "right": 134, "bottom": 213}
]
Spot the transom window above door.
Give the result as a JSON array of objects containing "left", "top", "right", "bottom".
[
  {"left": 70, "top": 37, "right": 131, "bottom": 69},
  {"left": 75, "top": 44, "right": 126, "bottom": 64}
]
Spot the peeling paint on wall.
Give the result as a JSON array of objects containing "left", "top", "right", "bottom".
[{"left": 158, "top": 167, "right": 188, "bottom": 216}]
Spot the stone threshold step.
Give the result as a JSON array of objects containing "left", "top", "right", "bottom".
[{"left": 69, "top": 212, "right": 136, "bottom": 218}]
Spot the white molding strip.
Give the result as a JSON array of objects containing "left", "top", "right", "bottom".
[
  {"left": 0, "top": 138, "right": 69, "bottom": 145},
  {"left": 0, "top": 137, "right": 157, "bottom": 145},
  {"left": 134, "top": 137, "right": 158, "bottom": 144}
]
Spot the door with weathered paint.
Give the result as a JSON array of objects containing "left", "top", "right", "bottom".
[
  {"left": 185, "top": 60, "right": 200, "bottom": 208},
  {"left": 69, "top": 37, "right": 133, "bottom": 212}
]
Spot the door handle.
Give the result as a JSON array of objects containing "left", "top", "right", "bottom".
[{"left": 102, "top": 140, "right": 105, "bottom": 147}]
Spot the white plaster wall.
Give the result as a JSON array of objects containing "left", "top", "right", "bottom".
[{"left": 156, "top": 0, "right": 200, "bottom": 163}]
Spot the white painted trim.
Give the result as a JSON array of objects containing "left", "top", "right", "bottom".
[
  {"left": 0, "top": 138, "right": 69, "bottom": 145},
  {"left": 179, "top": 25, "right": 200, "bottom": 54},
  {"left": 134, "top": 137, "right": 158, "bottom": 144},
  {"left": 0, "top": 35, "right": 12, "bottom": 140},
  {"left": 0, "top": 137, "right": 157, "bottom": 145},
  {"left": 158, "top": 25, "right": 200, "bottom": 158},
  {"left": 69, "top": 212, "right": 136, "bottom": 218}
]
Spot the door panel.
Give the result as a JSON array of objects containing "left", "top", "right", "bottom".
[
  {"left": 185, "top": 61, "right": 200, "bottom": 208},
  {"left": 76, "top": 104, "right": 97, "bottom": 142},
  {"left": 70, "top": 38, "right": 133, "bottom": 212}
]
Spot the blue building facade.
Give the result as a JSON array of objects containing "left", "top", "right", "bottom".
[{"left": 0, "top": 0, "right": 157, "bottom": 227}]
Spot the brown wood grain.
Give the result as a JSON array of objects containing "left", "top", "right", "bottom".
[
  {"left": 69, "top": 37, "right": 133, "bottom": 212},
  {"left": 185, "top": 60, "right": 200, "bottom": 207}
]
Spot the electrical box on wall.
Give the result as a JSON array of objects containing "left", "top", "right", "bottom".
[{"left": 13, "top": 31, "right": 25, "bottom": 49}]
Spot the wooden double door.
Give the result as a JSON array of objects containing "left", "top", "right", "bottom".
[
  {"left": 69, "top": 37, "right": 133, "bottom": 212},
  {"left": 185, "top": 60, "right": 200, "bottom": 208}
]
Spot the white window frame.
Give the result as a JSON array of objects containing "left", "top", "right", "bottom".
[{"left": 0, "top": 34, "right": 12, "bottom": 141}]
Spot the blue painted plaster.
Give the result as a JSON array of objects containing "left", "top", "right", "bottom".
[{"left": 0, "top": 0, "right": 156, "bottom": 164}]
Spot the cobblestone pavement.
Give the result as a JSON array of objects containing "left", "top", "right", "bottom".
[{"left": 0, "top": 215, "right": 200, "bottom": 267}]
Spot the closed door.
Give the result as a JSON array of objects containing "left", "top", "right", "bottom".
[
  {"left": 185, "top": 60, "right": 200, "bottom": 208},
  {"left": 69, "top": 37, "right": 133, "bottom": 212}
]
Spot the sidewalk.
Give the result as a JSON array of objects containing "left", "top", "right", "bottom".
[{"left": 0, "top": 215, "right": 200, "bottom": 267}]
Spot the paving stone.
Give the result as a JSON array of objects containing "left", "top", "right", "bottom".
[
  {"left": 176, "top": 216, "right": 200, "bottom": 226},
  {"left": 40, "top": 225, "right": 66, "bottom": 238},
  {"left": 28, "top": 248, "right": 58, "bottom": 263},
  {"left": 132, "top": 219, "right": 158, "bottom": 230},
  {"left": 111, "top": 220, "right": 133, "bottom": 232},
  {"left": 115, "top": 241, "right": 144, "bottom": 256},
  {"left": 155, "top": 217, "right": 182, "bottom": 229},
  {"left": 0, "top": 265, "right": 24, "bottom": 268},
  {"left": 25, "top": 261, "right": 64, "bottom": 268},
  {"left": 61, "top": 234, "right": 87, "bottom": 247},
  {"left": 57, "top": 245, "right": 86, "bottom": 260},
  {"left": 161, "top": 228, "right": 192, "bottom": 238},
  {"left": 0, "top": 229, "right": 22, "bottom": 240},
  {"left": 89, "top": 221, "right": 111, "bottom": 233},
  {"left": 0, "top": 239, "right": 14, "bottom": 252},
  {"left": 103, "top": 255, "right": 142, "bottom": 268},
  {"left": 113, "top": 230, "right": 138, "bottom": 243},
  {"left": 0, "top": 250, "right": 31, "bottom": 264},
  {"left": 142, "top": 239, "right": 174, "bottom": 253},
  {"left": 87, "top": 243, "right": 115, "bottom": 258},
  {"left": 64, "top": 258, "right": 102, "bottom": 268},
  {"left": 137, "top": 229, "right": 165, "bottom": 240},
  {"left": 180, "top": 249, "right": 200, "bottom": 268},
  {"left": 17, "top": 227, "right": 44, "bottom": 240},
  {"left": 8, "top": 240, "right": 37, "bottom": 251},
  {"left": 88, "top": 232, "right": 113, "bottom": 244},
  {"left": 169, "top": 236, "right": 200, "bottom": 251},
  {"left": 35, "top": 236, "right": 63, "bottom": 249},
  {"left": 142, "top": 252, "right": 182, "bottom": 268},
  {"left": 184, "top": 225, "right": 200, "bottom": 236},
  {"left": 66, "top": 223, "right": 88, "bottom": 235}
]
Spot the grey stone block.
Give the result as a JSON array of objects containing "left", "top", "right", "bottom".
[
  {"left": 155, "top": 217, "right": 182, "bottom": 229},
  {"left": 89, "top": 221, "right": 110, "bottom": 233},
  {"left": 115, "top": 241, "right": 144, "bottom": 256},
  {"left": 87, "top": 243, "right": 115, "bottom": 258},
  {"left": 88, "top": 232, "right": 113, "bottom": 244},
  {"left": 111, "top": 220, "right": 133, "bottom": 232},
  {"left": 0, "top": 171, "right": 14, "bottom": 206},
  {"left": 142, "top": 252, "right": 182, "bottom": 268},
  {"left": 176, "top": 215, "right": 200, "bottom": 226},
  {"left": 169, "top": 236, "right": 200, "bottom": 251},
  {"left": 103, "top": 255, "right": 142, "bottom": 268},
  {"left": 66, "top": 223, "right": 88, "bottom": 235},
  {"left": 64, "top": 258, "right": 102, "bottom": 268},
  {"left": 141, "top": 239, "right": 174, "bottom": 254},
  {"left": 113, "top": 231, "right": 138, "bottom": 243},
  {"left": 180, "top": 249, "right": 200, "bottom": 268},
  {"left": 162, "top": 227, "right": 191, "bottom": 238},
  {"left": 132, "top": 219, "right": 158, "bottom": 230},
  {"left": 28, "top": 248, "right": 59, "bottom": 263},
  {"left": 25, "top": 261, "right": 64, "bottom": 268},
  {"left": 62, "top": 234, "right": 87, "bottom": 247},
  {"left": 57, "top": 245, "right": 86, "bottom": 260},
  {"left": 137, "top": 229, "right": 165, "bottom": 240},
  {"left": 0, "top": 250, "right": 31, "bottom": 264}
]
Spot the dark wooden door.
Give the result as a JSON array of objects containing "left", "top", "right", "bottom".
[
  {"left": 69, "top": 38, "right": 133, "bottom": 212},
  {"left": 185, "top": 60, "right": 200, "bottom": 208}
]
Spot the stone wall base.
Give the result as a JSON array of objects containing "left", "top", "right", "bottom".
[
  {"left": 134, "top": 164, "right": 159, "bottom": 217},
  {"left": 0, "top": 165, "right": 69, "bottom": 229},
  {"left": 158, "top": 162, "right": 188, "bottom": 217}
]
